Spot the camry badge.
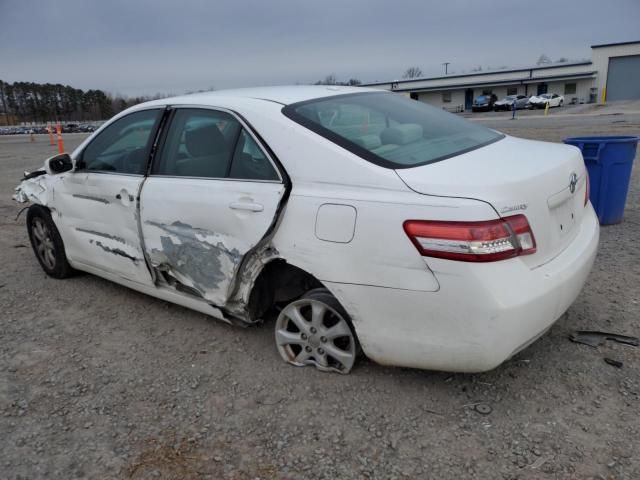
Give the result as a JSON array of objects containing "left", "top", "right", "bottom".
[{"left": 569, "top": 173, "right": 578, "bottom": 194}]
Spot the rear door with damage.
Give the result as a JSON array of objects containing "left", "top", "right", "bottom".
[
  {"left": 139, "top": 106, "right": 286, "bottom": 306},
  {"left": 55, "top": 108, "right": 164, "bottom": 284}
]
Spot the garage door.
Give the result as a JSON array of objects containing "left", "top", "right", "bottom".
[{"left": 606, "top": 55, "right": 640, "bottom": 101}]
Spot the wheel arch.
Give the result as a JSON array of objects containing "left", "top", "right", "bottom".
[{"left": 245, "top": 258, "right": 325, "bottom": 321}]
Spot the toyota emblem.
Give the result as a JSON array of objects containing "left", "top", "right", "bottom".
[{"left": 569, "top": 173, "right": 578, "bottom": 194}]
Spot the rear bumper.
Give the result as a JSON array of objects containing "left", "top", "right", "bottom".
[{"left": 327, "top": 205, "right": 599, "bottom": 372}]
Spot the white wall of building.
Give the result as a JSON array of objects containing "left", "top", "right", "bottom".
[
  {"left": 592, "top": 42, "right": 640, "bottom": 102},
  {"left": 413, "top": 78, "right": 594, "bottom": 110},
  {"left": 370, "top": 62, "right": 594, "bottom": 92},
  {"left": 364, "top": 41, "right": 640, "bottom": 108}
]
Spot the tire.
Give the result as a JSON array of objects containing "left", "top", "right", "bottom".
[
  {"left": 559, "top": 100, "right": 564, "bottom": 107},
  {"left": 27, "top": 205, "right": 74, "bottom": 279},
  {"left": 275, "top": 287, "right": 360, "bottom": 373}
]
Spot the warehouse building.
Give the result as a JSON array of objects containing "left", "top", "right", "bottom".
[{"left": 362, "top": 40, "right": 640, "bottom": 111}]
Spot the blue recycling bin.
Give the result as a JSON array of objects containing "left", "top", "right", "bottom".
[{"left": 563, "top": 136, "right": 638, "bottom": 225}]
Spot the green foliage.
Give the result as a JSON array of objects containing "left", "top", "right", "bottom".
[{"left": 0, "top": 80, "right": 151, "bottom": 124}]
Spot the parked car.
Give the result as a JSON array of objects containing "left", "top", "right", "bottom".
[
  {"left": 62, "top": 123, "right": 80, "bottom": 133},
  {"left": 13, "top": 86, "right": 598, "bottom": 374},
  {"left": 471, "top": 93, "right": 498, "bottom": 112},
  {"left": 494, "top": 95, "right": 529, "bottom": 111},
  {"left": 528, "top": 93, "right": 564, "bottom": 109}
]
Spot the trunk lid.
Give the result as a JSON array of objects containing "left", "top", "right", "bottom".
[{"left": 395, "top": 135, "right": 588, "bottom": 268}]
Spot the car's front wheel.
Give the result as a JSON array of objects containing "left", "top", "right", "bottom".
[
  {"left": 27, "top": 205, "right": 74, "bottom": 278},
  {"left": 275, "top": 288, "right": 359, "bottom": 374}
]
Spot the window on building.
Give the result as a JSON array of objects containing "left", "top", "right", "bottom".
[
  {"left": 507, "top": 87, "right": 518, "bottom": 96},
  {"left": 564, "top": 83, "right": 577, "bottom": 95},
  {"left": 482, "top": 89, "right": 493, "bottom": 95},
  {"left": 442, "top": 91, "right": 452, "bottom": 103}
]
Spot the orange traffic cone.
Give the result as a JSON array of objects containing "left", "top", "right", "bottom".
[
  {"left": 48, "top": 123, "right": 55, "bottom": 146},
  {"left": 56, "top": 123, "right": 65, "bottom": 153}
]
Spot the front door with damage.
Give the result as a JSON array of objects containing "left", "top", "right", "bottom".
[
  {"left": 55, "top": 108, "right": 164, "bottom": 284},
  {"left": 139, "top": 107, "right": 285, "bottom": 306}
]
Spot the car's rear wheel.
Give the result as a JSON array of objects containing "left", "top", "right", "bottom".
[
  {"left": 275, "top": 288, "right": 358, "bottom": 374},
  {"left": 27, "top": 205, "right": 73, "bottom": 279}
]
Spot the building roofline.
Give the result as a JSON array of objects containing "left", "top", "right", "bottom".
[
  {"left": 361, "top": 61, "right": 593, "bottom": 87},
  {"left": 591, "top": 40, "right": 640, "bottom": 49},
  {"left": 390, "top": 71, "right": 597, "bottom": 93}
]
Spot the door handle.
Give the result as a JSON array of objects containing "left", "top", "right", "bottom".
[{"left": 229, "top": 202, "right": 264, "bottom": 212}]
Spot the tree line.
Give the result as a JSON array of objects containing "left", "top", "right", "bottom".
[{"left": 0, "top": 80, "right": 162, "bottom": 125}]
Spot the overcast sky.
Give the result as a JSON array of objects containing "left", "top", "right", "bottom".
[{"left": 1, "top": 0, "right": 639, "bottom": 96}]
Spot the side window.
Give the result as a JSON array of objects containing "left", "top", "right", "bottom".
[
  {"left": 229, "top": 130, "right": 279, "bottom": 181},
  {"left": 80, "top": 109, "right": 161, "bottom": 174},
  {"left": 153, "top": 109, "right": 240, "bottom": 178},
  {"left": 153, "top": 108, "right": 279, "bottom": 181}
]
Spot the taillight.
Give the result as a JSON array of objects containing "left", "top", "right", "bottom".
[
  {"left": 584, "top": 171, "right": 590, "bottom": 207},
  {"left": 403, "top": 214, "right": 537, "bottom": 262}
]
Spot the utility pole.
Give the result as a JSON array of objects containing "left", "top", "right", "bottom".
[{"left": 442, "top": 62, "right": 450, "bottom": 75}]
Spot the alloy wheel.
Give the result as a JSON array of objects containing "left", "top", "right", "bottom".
[
  {"left": 32, "top": 217, "right": 56, "bottom": 270},
  {"left": 275, "top": 298, "right": 356, "bottom": 373}
]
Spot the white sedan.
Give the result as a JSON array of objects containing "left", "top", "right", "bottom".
[
  {"left": 527, "top": 93, "right": 565, "bottom": 109},
  {"left": 14, "top": 86, "right": 598, "bottom": 374}
]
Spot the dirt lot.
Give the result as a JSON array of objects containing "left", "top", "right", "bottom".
[{"left": 1, "top": 113, "right": 639, "bottom": 479}]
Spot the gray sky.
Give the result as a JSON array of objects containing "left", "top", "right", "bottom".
[{"left": 1, "top": 0, "right": 639, "bottom": 96}]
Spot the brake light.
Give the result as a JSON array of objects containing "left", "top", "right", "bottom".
[
  {"left": 584, "top": 171, "right": 590, "bottom": 207},
  {"left": 403, "top": 214, "right": 537, "bottom": 262}
]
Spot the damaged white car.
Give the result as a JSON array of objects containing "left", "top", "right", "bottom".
[{"left": 14, "top": 86, "right": 599, "bottom": 374}]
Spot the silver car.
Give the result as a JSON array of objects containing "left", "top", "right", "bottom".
[{"left": 493, "top": 95, "right": 529, "bottom": 111}]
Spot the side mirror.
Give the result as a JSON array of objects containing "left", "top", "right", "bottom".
[{"left": 44, "top": 153, "right": 74, "bottom": 175}]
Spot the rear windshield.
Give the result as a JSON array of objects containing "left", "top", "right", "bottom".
[{"left": 282, "top": 92, "right": 503, "bottom": 169}]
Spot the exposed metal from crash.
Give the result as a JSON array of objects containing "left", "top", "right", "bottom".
[
  {"left": 144, "top": 220, "right": 243, "bottom": 304},
  {"left": 71, "top": 194, "right": 110, "bottom": 204},
  {"left": 76, "top": 228, "right": 127, "bottom": 244},
  {"left": 90, "top": 239, "right": 140, "bottom": 264}
]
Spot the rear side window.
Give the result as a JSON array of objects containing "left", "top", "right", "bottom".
[
  {"left": 229, "top": 129, "right": 279, "bottom": 181},
  {"left": 153, "top": 108, "right": 279, "bottom": 181},
  {"left": 283, "top": 92, "right": 503, "bottom": 169}
]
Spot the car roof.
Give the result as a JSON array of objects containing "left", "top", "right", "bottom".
[{"left": 140, "top": 85, "right": 383, "bottom": 108}]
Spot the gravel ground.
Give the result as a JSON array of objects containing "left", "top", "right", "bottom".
[{"left": 1, "top": 113, "right": 639, "bottom": 479}]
